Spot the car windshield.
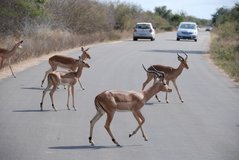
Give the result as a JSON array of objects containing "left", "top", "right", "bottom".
[
  {"left": 180, "top": 24, "right": 196, "bottom": 29},
  {"left": 136, "top": 24, "right": 150, "bottom": 29}
]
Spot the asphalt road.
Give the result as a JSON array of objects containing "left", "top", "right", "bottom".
[{"left": 0, "top": 31, "right": 239, "bottom": 160}]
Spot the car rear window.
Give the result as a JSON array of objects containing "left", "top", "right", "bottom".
[
  {"left": 136, "top": 24, "right": 150, "bottom": 29},
  {"left": 180, "top": 24, "right": 196, "bottom": 29}
]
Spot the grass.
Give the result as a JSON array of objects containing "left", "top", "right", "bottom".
[
  {"left": 0, "top": 26, "right": 131, "bottom": 68},
  {"left": 210, "top": 25, "right": 239, "bottom": 82}
]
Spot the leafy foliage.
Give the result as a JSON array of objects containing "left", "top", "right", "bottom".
[
  {"left": 0, "top": 0, "right": 211, "bottom": 68},
  {"left": 210, "top": 3, "right": 239, "bottom": 81}
]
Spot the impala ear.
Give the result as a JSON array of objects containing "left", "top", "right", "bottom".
[{"left": 178, "top": 56, "right": 183, "bottom": 61}]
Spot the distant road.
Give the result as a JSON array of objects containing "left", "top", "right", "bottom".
[{"left": 1, "top": 31, "right": 239, "bottom": 160}]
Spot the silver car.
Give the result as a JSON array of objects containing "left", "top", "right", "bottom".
[
  {"left": 133, "top": 22, "right": 155, "bottom": 41},
  {"left": 177, "top": 22, "right": 198, "bottom": 42}
]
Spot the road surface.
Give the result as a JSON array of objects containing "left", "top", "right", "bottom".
[{"left": 0, "top": 31, "right": 239, "bottom": 160}]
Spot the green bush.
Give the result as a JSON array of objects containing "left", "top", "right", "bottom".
[{"left": 210, "top": 3, "right": 239, "bottom": 81}]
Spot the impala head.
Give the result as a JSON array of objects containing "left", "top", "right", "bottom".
[
  {"left": 16, "top": 40, "right": 23, "bottom": 49},
  {"left": 78, "top": 56, "right": 90, "bottom": 68},
  {"left": 81, "top": 47, "right": 91, "bottom": 60},
  {"left": 177, "top": 51, "right": 189, "bottom": 69}
]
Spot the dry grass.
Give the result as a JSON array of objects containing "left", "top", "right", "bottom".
[
  {"left": 210, "top": 31, "right": 239, "bottom": 82},
  {"left": 0, "top": 26, "right": 131, "bottom": 69}
]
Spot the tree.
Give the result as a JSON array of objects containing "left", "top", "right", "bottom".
[
  {"left": 170, "top": 14, "right": 183, "bottom": 26},
  {"left": 0, "top": 0, "right": 47, "bottom": 35},
  {"left": 212, "top": 7, "right": 230, "bottom": 26},
  {"left": 154, "top": 6, "right": 172, "bottom": 20}
]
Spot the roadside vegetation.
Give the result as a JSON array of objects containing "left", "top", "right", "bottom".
[
  {"left": 0, "top": 0, "right": 209, "bottom": 68},
  {"left": 210, "top": 3, "right": 239, "bottom": 81}
]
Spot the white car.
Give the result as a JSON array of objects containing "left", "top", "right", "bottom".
[
  {"left": 177, "top": 22, "right": 198, "bottom": 42},
  {"left": 133, "top": 22, "right": 155, "bottom": 41}
]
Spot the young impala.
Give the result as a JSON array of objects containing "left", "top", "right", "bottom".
[
  {"left": 41, "top": 47, "right": 91, "bottom": 89},
  {"left": 0, "top": 40, "right": 23, "bottom": 78},
  {"left": 89, "top": 65, "right": 172, "bottom": 147},
  {"left": 142, "top": 51, "right": 189, "bottom": 103},
  {"left": 40, "top": 57, "right": 90, "bottom": 111}
]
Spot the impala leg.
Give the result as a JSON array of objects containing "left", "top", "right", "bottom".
[
  {"left": 41, "top": 68, "right": 53, "bottom": 87},
  {"left": 172, "top": 80, "right": 184, "bottom": 103},
  {"left": 49, "top": 85, "right": 57, "bottom": 111},
  {"left": 142, "top": 73, "right": 153, "bottom": 90},
  {"left": 71, "top": 85, "right": 77, "bottom": 111},
  {"left": 40, "top": 83, "right": 52, "bottom": 111},
  {"left": 138, "top": 111, "right": 148, "bottom": 141},
  {"left": 129, "top": 110, "right": 147, "bottom": 141},
  {"left": 8, "top": 60, "right": 16, "bottom": 78},
  {"left": 104, "top": 112, "right": 120, "bottom": 147},
  {"left": 153, "top": 77, "right": 161, "bottom": 102},
  {"left": 67, "top": 86, "right": 71, "bottom": 110},
  {"left": 89, "top": 108, "right": 104, "bottom": 146},
  {"left": 0, "top": 57, "right": 3, "bottom": 68},
  {"left": 165, "top": 80, "right": 170, "bottom": 103},
  {"left": 78, "top": 78, "right": 85, "bottom": 90},
  {"left": 155, "top": 94, "right": 161, "bottom": 102}
]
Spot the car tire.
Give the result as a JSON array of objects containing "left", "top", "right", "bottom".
[
  {"left": 194, "top": 39, "right": 197, "bottom": 42},
  {"left": 177, "top": 38, "right": 180, "bottom": 41},
  {"left": 133, "top": 37, "right": 137, "bottom": 41},
  {"left": 151, "top": 38, "right": 155, "bottom": 41}
]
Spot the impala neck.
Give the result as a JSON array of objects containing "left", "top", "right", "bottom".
[
  {"left": 75, "top": 63, "right": 84, "bottom": 78},
  {"left": 174, "top": 62, "right": 185, "bottom": 77},
  {"left": 8, "top": 43, "right": 20, "bottom": 57},
  {"left": 142, "top": 82, "right": 161, "bottom": 102}
]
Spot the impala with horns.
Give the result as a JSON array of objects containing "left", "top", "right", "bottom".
[
  {"left": 41, "top": 47, "right": 91, "bottom": 89},
  {"left": 40, "top": 57, "right": 90, "bottom": 111},
  {"left": 142, "top": 50, "right": 189, "bottom": 103},
  {"left": 0, "top": 40, "right": 23, "bottom": 78},
  {"left": 89, "top": 65, "right": 172, "bottom": 147}
]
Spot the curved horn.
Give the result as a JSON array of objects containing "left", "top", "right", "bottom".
[
  {"left": 180, "top": 50, "right": 188, "bottom": 60},
  {"left": 142, "top": 64, "right": 165, "bottom": 81},
  {"left": 151, "top": 65, "right": 165, "bottom": 81},
  {"left": 177, "top": 51, "right": 184, "bottom": 61}
]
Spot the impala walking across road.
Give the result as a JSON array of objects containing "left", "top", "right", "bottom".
[
  {"left": 142, "top": 51, "right": 189, "bottom": 103},
  {"left": 89, "top": 65, "right": 172, "bottom": 146}
]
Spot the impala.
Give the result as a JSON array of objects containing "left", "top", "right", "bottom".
[
  {"left": 89, "top": 65, "right": 172, "bottom": 147},
  {"left": 40, "top": 57, "right": 90, "bottom": 111},
  {"left": 41, "top": 47, "right": 91, "bottom": 89},
  {"left": 142, "top": 51, "right": 189, "bottom": 103},
  {"left": 0, "top": 40, "right": 23, "bottom": 78}
]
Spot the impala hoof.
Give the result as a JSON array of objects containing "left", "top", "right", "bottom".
[
  {"left": 40, "top": 103, "right": 43, "bottom": 111},
  {"left": 116, "top": 144, "right": 122, "bottom": 147}
]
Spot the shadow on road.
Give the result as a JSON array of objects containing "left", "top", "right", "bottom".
[
  {"left": 49, "top": 144, "right": 142, "bottom": 150},
  {"left": 21, "top": 87, "right": 44, "bottom": 90},
  {"left": 13, "top": 109, "right": 50, "bottom": 112},
  {"left": 140, "top": 49, "right": 207, "bottom": 54}
]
